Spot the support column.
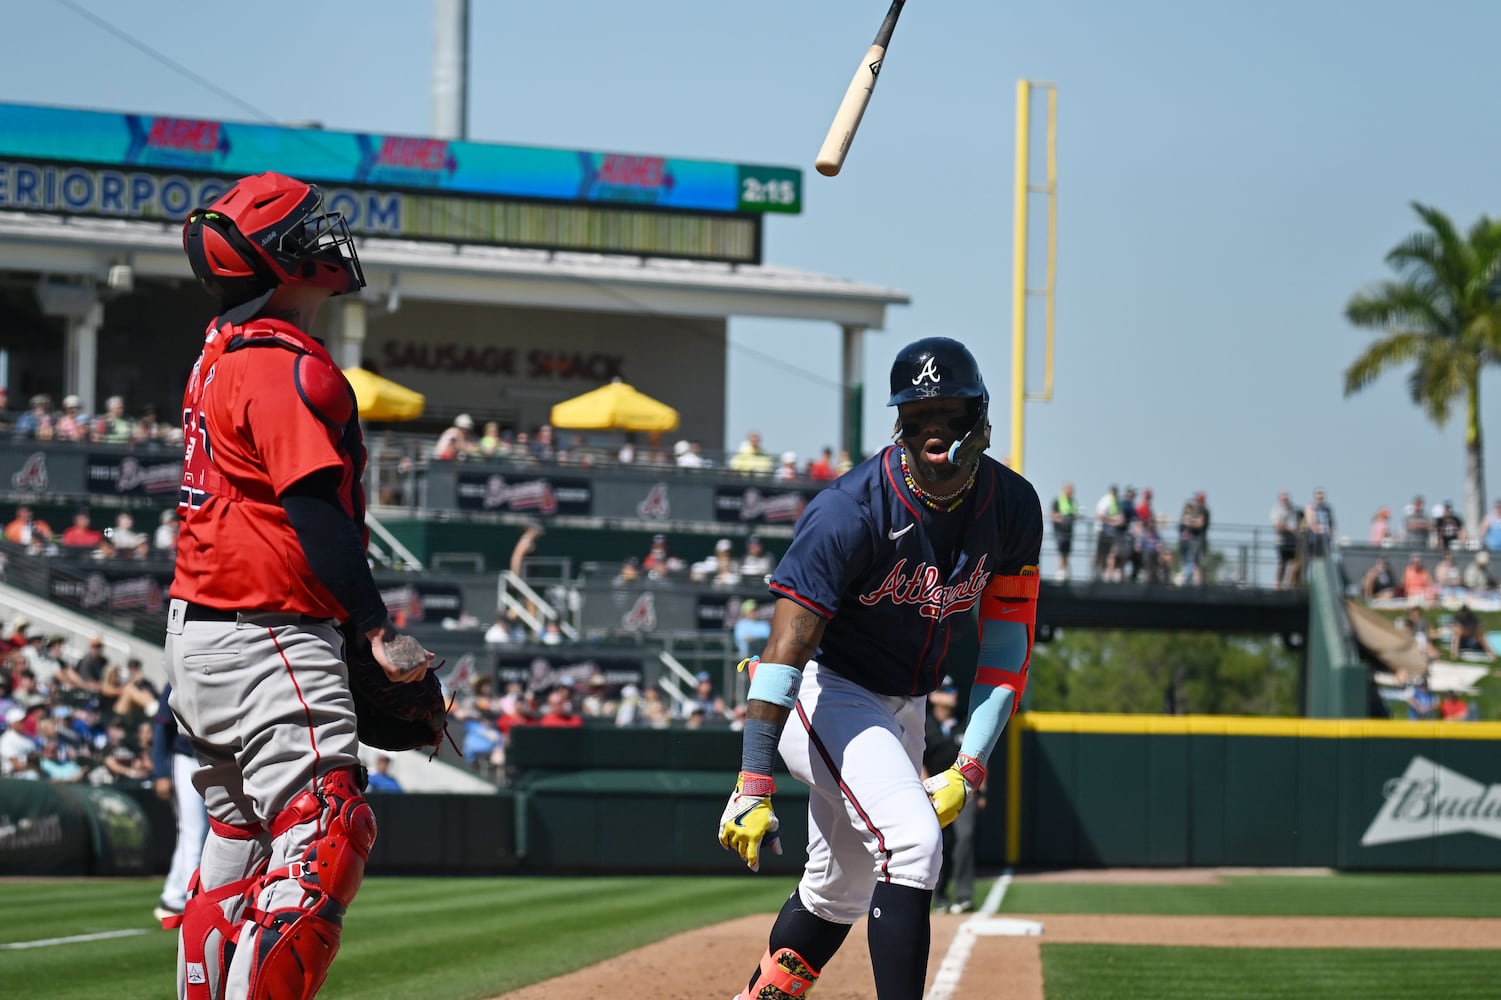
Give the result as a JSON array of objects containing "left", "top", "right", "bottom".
[
  {"left": 336, "top": 298, "right": 368, "bottom": 371},
  {"left": 840, "top": 324, "right": 866, "bottom": 460},
  {"left": 37, "top": 280, "right": 102, "bottom": 411}
]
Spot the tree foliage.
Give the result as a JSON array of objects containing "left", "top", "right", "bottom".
[
  {"left": 1344, "top": 202, "right": 1501, "bottom": 533},
  {"left": 1026, "top": 629, "right": 1300, "bottom": 716}
]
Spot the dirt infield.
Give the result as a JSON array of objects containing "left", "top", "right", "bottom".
[{"left": 491, "top": 871, "right": 1501, "bottom": 1000}]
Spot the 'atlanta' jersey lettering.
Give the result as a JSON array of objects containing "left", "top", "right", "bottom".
[{"left": 770, "top": 445, "right": 1043, "bottom": 697}]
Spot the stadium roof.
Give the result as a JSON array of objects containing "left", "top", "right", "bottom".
[{"left": 0, "top": 212, "right": 909, "bottom": 328}]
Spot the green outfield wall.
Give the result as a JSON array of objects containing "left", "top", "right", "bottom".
[
  {"left": 34, "top": 715, "right": 1501, "bottom": 876},
  {"left": 1014, "top": 714, "right": 1501, "bottom": 870}
]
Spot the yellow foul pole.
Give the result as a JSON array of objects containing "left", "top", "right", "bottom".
[{"left": 1009, "top": 81, "right": 1031, "bottom": 475}]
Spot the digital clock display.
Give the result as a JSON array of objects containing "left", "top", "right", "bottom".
[{"left": 737, "top": 166, "right": 802, "bottom": 214}]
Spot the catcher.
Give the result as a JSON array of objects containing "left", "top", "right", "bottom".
[{"left": 165, "top": 171, "right": 441, "bottom": 1000}]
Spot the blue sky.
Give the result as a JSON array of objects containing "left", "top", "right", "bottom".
[{"left": 5, "top": 0, "right": 1501, "bottom": 533}]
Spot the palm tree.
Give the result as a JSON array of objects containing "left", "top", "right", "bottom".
[{"left": 1344, "top": 203, "right": 1501, "bottom": 536}]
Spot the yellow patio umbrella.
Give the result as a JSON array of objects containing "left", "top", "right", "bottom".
[
  {"left": 342, "top": 367, "right": 426, "bottom": 422},
  {"left": 549, "top": 378, "right": 679, "bottom": 432}
]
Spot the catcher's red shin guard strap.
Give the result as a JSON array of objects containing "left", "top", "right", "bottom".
[
  {"left": 243, "top": 767, "right": 375, "bottom": 1000},
  {"left": 745, "top": 946, "right": 820, "bottom": 999},
  {"left": 179, "top": 868, "right": 264, "bottom": 1000}
]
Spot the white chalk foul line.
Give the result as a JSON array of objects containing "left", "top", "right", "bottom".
[
  {"left": 924, "top": 870, "right": 1016, "bottom": 1000},
  {"left": 1, "top": 929, "right": 149, "bottom": 950}
]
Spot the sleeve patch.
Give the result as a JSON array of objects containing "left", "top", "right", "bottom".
[{"left": 294, "top": 355, "right": 356, "bottom": 428}]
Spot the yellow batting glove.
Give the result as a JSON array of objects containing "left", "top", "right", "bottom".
[
  {"left": 922, "top": 754, "right": 986, "bottom": 829},
  {"left": 718, "top": 772, "right": 782, "bottom": 872}
]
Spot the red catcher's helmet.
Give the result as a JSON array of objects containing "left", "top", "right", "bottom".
[{"left": 182, "top": 172, "right": 365, "bottom": 324}]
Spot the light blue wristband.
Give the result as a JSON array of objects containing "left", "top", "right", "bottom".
[{"left": 746, "top": 661, "right": 803, "bottom": 709}]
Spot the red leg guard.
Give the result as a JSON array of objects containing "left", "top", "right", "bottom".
[
  {"left": 744, "top": 947, "right": 820, "bottom": 999},
  {"left": 245, "top": 767, "right": 376, "bottom": 1000}
]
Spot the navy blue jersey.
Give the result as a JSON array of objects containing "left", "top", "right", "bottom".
[{"left": 769, "top": 445, "right": 1044, "bottom": 697}]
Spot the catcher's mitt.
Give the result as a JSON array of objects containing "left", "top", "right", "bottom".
[{"left": 342, "top": 623, "right": 451, "bottom": 753}]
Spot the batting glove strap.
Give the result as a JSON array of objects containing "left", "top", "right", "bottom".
[
  {"left": 737, "top": 771, "right": 776, "bottom": 797},
  {"left": 956, "top": 753, "right": 986, "bottom": 790}
]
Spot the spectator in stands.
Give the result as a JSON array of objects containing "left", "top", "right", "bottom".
[
  {"left": 112, "top": 658, "right": 159, "bottom": 725},
  {"left": 1140, "top": 518, "right": 1173, "bottom": 585},
  {"left": 55, "top": 395, "right": 91, "bottom": 442},
  {"left": 1435, "top": 551, "right": 1464, "bottom": 594},
  {"left": 478, "top": 421, "right": 507, "bottom": 458},
  {"left": 13, "top": 393, "right": 55, "bottom": 440},
  {"left": 1435, "top": 500, "right": 1465, "bottom": 550},
  {"left": 1369, "top": 506, "right": 1393, "bottom": 545},
  {"left": 60, "top": 509, "right": 104, "bottom": 551},
  {"left": 808, "top": 446, "right": 836, "bottom": 481},
  {"left": 1116, "top": 486, "right": 1140, "bottom": 580},
  {"left": 1463, "top": 551, "right": 1497, "bottom": 594},
  {"left": 1271, "top": 491, "right": 1301, "bottom": 589},
  {"left": 774, "top": 451, "right": 799, "bottom": 482},
  {"left": 739, "top": 535, "right": 776, "bottom": 579},
  {"left": 27, "top": 636, "right": 65, "bottom": 694},
  {"left": 580, "top": 673, "right": 617, "bottom": 719},
  {"left": 1404, "top": 495, "right": 1433, "bottom": 547},
  {"left": 1403, "top": 553, "right": 1435, "bottom": 606},
  {"left": 1440, "top": 691, "right": 1475, "bottom": 721},
  {"left": 1050, "top": 482, "right": 1078, "bottom": 582},
  {"left": 153, "top": 509, "right": 178, "bottom": 555},
  {"left": 1134, "top": 487, "right": 1157, "bottom": 525},
  {"left": 734, "top": 598, "right": 772, "bottom": 660},
  {"left": 433, "top": 413, "right": 478, "bottom": 461},
  {"left": 836, "top": 449, "right": 855, "bottom": 474},
  {"left": 1362, "top": 557, "right": 1399, "bottom": 601},
  {"left": 526, "top": 424, "right": 555, "bottom": 463},
  {"left": 132, "top": 404, "right": 170, "bottom": 448},
  {"left": 105, "top": 512, "right": 149, "bottom": 559},
  {"left": 94, "top": 395, "right": 134, "bottom": 444},
  {"left": 674, "top": 439, "right": 708, "bottom": 468},
  {"left": 5, "top": 505, "right": 54, "bottom": 551},
  {"left": 484, "top": 610, "right": 516, "bottom": 645},
  {"left": 1404, "top": 675, "right": 1437, "bottom": 720},
  {"left": 642, "top": 534, "right": 684, "bottom": 579},
  {"left": 1176, "top": 491, "right": 1210, "bottom": 586},
  {"left": 1481, "top": 500, "right": 1501, "bottom": 558},
  {"left": 538, "top": 686, "right": 582, "bottom": 728},
  {"left": 690, "top": 538, "right": 738, "bottom": 586},
  {"left": 1094, "top": 484, "right": 1125, "bottom": 582},
  {"left": 37, "top": 720, "right": 84, "bottom": 783},
  {"left": 540, "top": 620, "right": 564, "bottom": 645},
  {"left": 365, "top": 754, "right": 403, "bottom": 792},
  {"left": 1450, "top": 605, "right": 1495, "bottom": 660},
  {"left": 613, "top": 556, "right": 643, "bottom": 585},
  {"left": 729, "top": 431, "right": 775, "bottom": 475},
  {"left": 74, "top": 636, "right": 108, "bottom": 691},
  {"left": 1, "top": 705, "right": 39, "bottom": 775},
  {"left": 1303, "top": 488, "right": 1334, "bottom": 558},
  {"left": 454, "top": 676, "right": 505, "bottom": 773},
  {"left": 638, "top": 686, "right": 671, "bottom": 729}
]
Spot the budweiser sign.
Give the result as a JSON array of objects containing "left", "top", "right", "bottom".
[{"left": 1361, "top": 756, "right": 1501, "bottom": 846}]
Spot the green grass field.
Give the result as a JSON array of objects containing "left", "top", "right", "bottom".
[{"left": 4, "top": 872, "right": 1500, "bottom": 999}]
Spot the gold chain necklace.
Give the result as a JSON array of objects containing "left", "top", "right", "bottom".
[{"left": 900, "top": 448, "right": 976, "bottom": 512}]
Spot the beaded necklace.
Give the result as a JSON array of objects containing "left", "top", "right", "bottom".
[{"left": 900, "top": 448, "right": 977, "bottom": 513}]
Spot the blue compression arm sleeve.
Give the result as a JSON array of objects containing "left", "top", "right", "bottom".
[{"left": 959, "top": 618, "right": 1028, "bottom": 765}]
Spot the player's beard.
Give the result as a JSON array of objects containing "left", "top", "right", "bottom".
[{"left": 903, "top": 433, "right": 972, "bottom": 498}]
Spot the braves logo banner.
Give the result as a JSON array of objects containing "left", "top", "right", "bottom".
[
  {"left": 87, "top": 453, "right": 182, "bottom": 497},
  {"left": 494, "top": 653, "right": 644, "bottom": 691},
  {"left": 714, "top": 486, "right": 815, "bottom": 525},
  {"left": 455, "top": 473, "right": 593, "bottom": 515}
]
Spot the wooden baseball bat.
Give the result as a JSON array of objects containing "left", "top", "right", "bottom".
[{"left": 815, "top": 0, "right": 908, "bottom": 177}]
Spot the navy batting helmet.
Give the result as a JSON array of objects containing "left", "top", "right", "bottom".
[
  {"left": 887, "top": 337, "right": 990, "bottom": 467},
  {"left": 183, "top": 172, "right": 365, "bottom": 325}
]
